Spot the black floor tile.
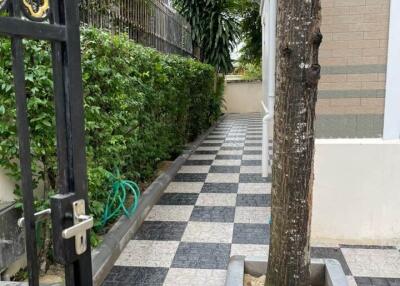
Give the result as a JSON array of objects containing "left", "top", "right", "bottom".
[
  {"left": 194, "top": 150, "right": 219, "bottom": 155},
  {"left": 201, "top": 183, "right": 239, "bottom": 193},
  {"left": 233, "top": 223, "right": 270, "bottom": 244},
  {"left": 311, "top": 247, "right": 351, "bottom": 276},
  {"left": 247, "top": 132, "right": 262, "bottom": 136},
  {"left": 102, "top": 266, "right": 168, "bottom": 286},
  {"left": 241, "top": 160, "right": 262, "bottom": 166},
  {"left": 239, "top": 173, "right": 271, "bottom": 183},
  {"left": 190, "top": 206, "right": 235, "bottom": 222},
  {"left": 243, "top": 150, "right": 262, "bottom": 155},
  {"left": 184, "top": 160, "right": 214, "bottom": 166},
  {"left": 134, "top": 221, "right": 187, "bottom": 241},
  {"left": 245, "top": 143, "right": 262, "bottom": 147},
  {"left": 220, "top": 146, "right": 243, "bottom": 150},
  {"left": 209, "top": 166, "right": 241, "bottom": 173},
  {"left": 171, "top": 242, "right": 231, "bottom": 269},
  {"left": 157, "top": 193, "right": 199, "bottom": 205},
  {"left": 200, "top": 143, "right": 222, "bottom": 147},
  {"left": 173, "top": 173, "right": 208, "bottom": 182},
  {"left": 354, "top": 277, "right": 400, "bottom": 286},
  {"left": 215, "top": 155, "right": 242, "bottom": 160},
  {"left": 236, "top": 194, "right": 271, "bottom": 207}
]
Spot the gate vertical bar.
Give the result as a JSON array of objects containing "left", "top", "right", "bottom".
[
  {"left": 50, "top": 0, "right": 69, "bottom": 196},
  {"left": 11, "top": 34, "right": 40, "bottom": 286},
  {"left": 9, "top": 0, "right": 40, "bottom": 284}
]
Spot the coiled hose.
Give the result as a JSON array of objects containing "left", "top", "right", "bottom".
[{"left": 101, "top": 169, "right": 140, "bottom": 227}]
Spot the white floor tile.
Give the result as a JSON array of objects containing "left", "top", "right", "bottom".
[
  {"left": 206, "top": 173, "right": 240, "bottom": 183},
  {"left": 341, "top": 248, "right": 400, "bottom": 278},
  {"left": 164, "top": 268, "right": 226, "bottom": 286},
  {"left": 234, "top": 207, "right": 271, "bottom": 224},
  {"left": 238, "top": 183, "right": 271, "bottom": 194},
  {"left": 145, "top": 205, "right": 194, "bottom": 222},
  {"left": 115, "top": 240, "right": 179, "bottom": 268},
  {"left": 165, "top": 182, "right": 203, "bottom": 193},
  {"left": 182, "top": 222, "right": 234, "bottom": 243},
  {"left": 196, "top": 193, "right": 237, "bottom": 207}
]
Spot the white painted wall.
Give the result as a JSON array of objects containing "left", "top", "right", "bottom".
[
  {"left": 223, "top": 81, "right": 263, "bottom": 113},
  {"left": 311, "top": 139, "right": 400, "bottom": 245},
  {"left": 0, "top": 167, "right": 16, "bottom": 202}
]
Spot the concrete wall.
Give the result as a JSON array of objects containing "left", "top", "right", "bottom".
[
  {"left": 223, "top": 81, "right": 263, "bottom": 114},
  {"left": 317, "top": 0, "right": 390, "bottom": 138},
  {"left": 0, "top": 168, "right": 15, "bottom": 203},
  {"left": 311, "top": 139, "right": 400, "bottom": 245}
]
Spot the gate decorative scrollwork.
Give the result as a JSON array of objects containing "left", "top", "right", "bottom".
[
  {"left": 22, "top": 0, "right": 50, "bottom": 21},
  {"left": 0, "top": 0, "right": 50, "bottom": 21}
]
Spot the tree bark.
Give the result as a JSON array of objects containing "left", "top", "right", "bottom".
[{"left": 266, "top": 1, "right": 322, "bottom": 285}]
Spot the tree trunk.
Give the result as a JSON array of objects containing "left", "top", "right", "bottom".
[
  {"left": 266, "top": 1, "right": 322, "bottom": 286},
  {"left": 193, "top": 46, "right": 201, "bottom": 60}
]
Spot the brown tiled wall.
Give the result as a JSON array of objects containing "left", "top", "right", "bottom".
[
  {"left": 316, "top": 0, "right": 390, "bottom": 138},
  {"left": 320, "top": 0, "right": 389, "bottom": 67}
]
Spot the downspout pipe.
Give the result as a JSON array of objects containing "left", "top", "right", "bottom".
[
  {"left": 262, "top": 102, "right": 271, "bottom": 178},
  {"left": 262, "top": 0, "right": 277, "bottom": 178}
]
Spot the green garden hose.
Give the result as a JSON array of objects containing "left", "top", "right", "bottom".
[{"left": 101, "top": 169, "right": 141, "bottom": 227}]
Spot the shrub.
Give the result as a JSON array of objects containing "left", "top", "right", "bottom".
[{"left": 0, "top": 28, "right": 221, "bottom": 231}]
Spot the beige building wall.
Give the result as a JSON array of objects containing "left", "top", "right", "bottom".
[
  {"left": 223, "top": 81, "right": 263, "bottom": 114},
  {"left": 317, "top": 0, "right": 390, "bottom": 138},
  {"left": 0, "top": 167, "right": 16, "bottom": 202}
]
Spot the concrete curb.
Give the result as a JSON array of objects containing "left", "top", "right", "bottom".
[{"left": 0, "top": 117, "right": 224, "bottom": 286}]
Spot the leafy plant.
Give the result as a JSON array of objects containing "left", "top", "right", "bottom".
[
  {"left": 173, "top": 0, "right": 239, "bottom": 73},
  {"left": 241, "top": 63, "right": 262, "bottom": 80},
  {"left": 0, "top": 28, "right": 221, "bottom": 269}
]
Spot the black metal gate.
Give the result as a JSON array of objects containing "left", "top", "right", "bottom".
[{"left": 0, "top": 0, "right": 93, "bottom": 285}]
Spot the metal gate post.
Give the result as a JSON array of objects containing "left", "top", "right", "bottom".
[
  {"left": 53, "top": 0, "right": 93, "bottom": 284},
  {"left": 49, "top": 0, "right": 93, "bottom": 284}
]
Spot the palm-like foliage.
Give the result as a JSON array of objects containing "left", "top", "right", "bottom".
[{"left": 174, "top": 0, "right": 239, "bottom": 73}]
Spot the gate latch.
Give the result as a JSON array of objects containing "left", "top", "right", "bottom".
[
  {"left": 62, "top": 199, "right": 93, "bottom": 255},
  {"left": 17, "top": 208, "right": 51, "bottom": 228}
]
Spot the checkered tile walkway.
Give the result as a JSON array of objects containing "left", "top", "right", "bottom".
[{"left": 103, "top": 114, "right": 400, "bottom": 286}]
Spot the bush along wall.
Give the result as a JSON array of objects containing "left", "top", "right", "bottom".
[{"left": 0, "top": 28, "right": 223, "bottom": 247}]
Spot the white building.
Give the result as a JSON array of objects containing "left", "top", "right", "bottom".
[{"left": 261, "top": 0, "right": 400, "bottom": 244}]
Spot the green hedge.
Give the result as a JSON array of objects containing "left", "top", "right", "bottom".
[{"left": 0, "top": 28, "right": 223, "bottom": 230}]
